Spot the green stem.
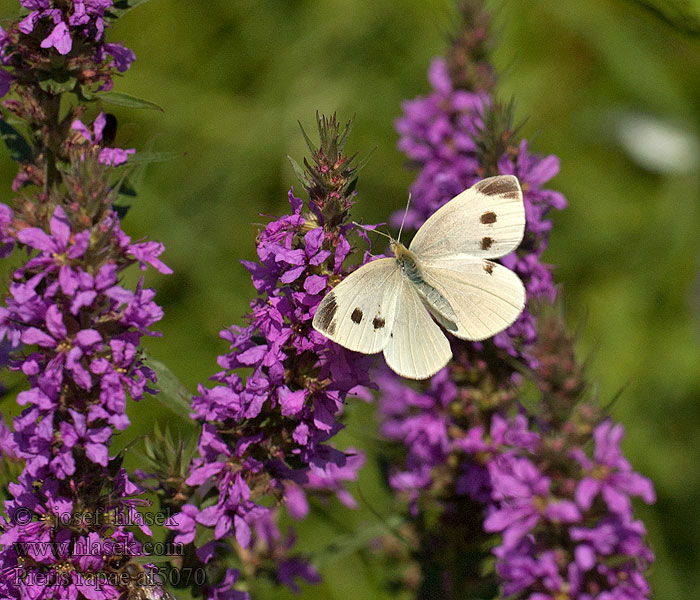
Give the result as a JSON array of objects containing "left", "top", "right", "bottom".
[{"left": 43, "top": 93, "right": 61, "bottom": 194}]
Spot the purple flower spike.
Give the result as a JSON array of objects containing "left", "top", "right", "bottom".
[
  {"left": 376, "top": 12, "right": 655, "bottom": 596},
  {"left": 0, "top": 3, "right": 169, "bottom": 600},
  {"left": 177, "top": 191, "right": 374, "bottom": 558},
  {"left": 170, "top": 116, "right": 375, "bottom": 594}
]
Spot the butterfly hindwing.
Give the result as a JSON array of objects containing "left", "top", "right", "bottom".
[
  {"left": 409, "top": 175, "right": 525, "bottom": 260},
  {"left": 382, "top": 278, "right": 452, "bottom": 379},
  {"left": 312, "top": 258, "right": 401, "bottom": 354},
  {"left": 419, "top": 255, "right": 526, "bottom": 341}
]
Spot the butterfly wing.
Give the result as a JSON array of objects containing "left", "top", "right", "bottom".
[
  {"left": 409, "top": 175, "right": 525, "bottom": 260},
  {"left": 312, "top": 258, "right": 401, "bottom": 354},
  {"left": 419, "top": 256, "right": 526, "bottom": 341},
  {"left": 382, "top": 278, "right": 452, "bottom": 379}
]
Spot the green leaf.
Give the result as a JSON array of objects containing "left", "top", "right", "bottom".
[
  {"left": 298, "top": 120, "right": 318, "bottom": 155},
  {"left": 124, "top": 151, "right": 180, "bottom": 165},
  {"left": 109, "top": 172, "right": 135, "bottom": 218},
  {"left": 515, "top": 377, "right": 543, "bottom": 417},
  {"left": 113, "top": 204, "right": 131, "bottom": 219},
  {"left": 99, "top": 91, "right": 163, "bottom": 111},
  {"left": 0, "top": 120, "right": 32, "bottom": 163},
  {"left": 78, "top": 85, "right": 95, "bottom": 101},
  {"left": 37, "top": 72, "right": 77, "bottom": 95},
  {"left": 118, "top": 177, "right": 138, "bottom": 198},
  {"left": 353, "top": 144, "right": 377, "bottom": 176},
  {"left": 194, "top": 522, "right": 215, "bottom": 548},
  {"left": 145, "top": 351, "right": 194, "bottom": 422},
  {"left": 106, "top": 0, "right": 153, "bottom": 18},
  {"left": 286, "top": 155, "right": 310, "bottom": 187},
  {"left": 337, "top": 114, "right": 355, "bottom": 153}
]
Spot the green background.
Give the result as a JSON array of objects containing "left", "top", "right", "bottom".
[{"left": 1, "top": 0, "right": 700, "bottom": 598}]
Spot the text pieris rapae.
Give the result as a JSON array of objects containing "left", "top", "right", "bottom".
[{"left": 312, "top": 175, "right": 526, "bottom": 380}]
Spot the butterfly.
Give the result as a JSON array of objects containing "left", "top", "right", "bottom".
[{"left": 312, "top": 175, "right": 527, "bottom": 380}]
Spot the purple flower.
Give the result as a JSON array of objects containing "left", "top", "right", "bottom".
[
  {"left": 17, "top": 205, "right": 90, "bottom": 269},
  {"left": 98, "top": 146, "right": 135, "bottom": 165},
  {"left": 72, "top": 112, "right": 107, "bottom": 144},
  {"left": 11, "top": 0, "right": 133, "bottom": 78},
  {"left": 178, "top": 427, "right": 270, "bottom": 549},
  {"left": 573, "top": 420, "right": 656, "bottom": 515},
  {"left": 0, "top": 419, "right": 18, "bottom": 460},
  {"left": 207, "top": 569, "right": 250, "bottom": 600},
  {"left": 40, "top": 20, "right": 72, "bottom": 55},
  {"left": 0, "top": 203, "right": 15, "bottom": 257},
  {"left": 485, "top": 456, "right": 581, "bottom": 551},
  {"left": 20, "top": 304, "right": 102, "bottom": 390},
  {"left": 18, "top": 11, "right": 40, "bottom": 34},
  {"left": 14, "top": 408, "right": 73, "bottom": 478},
  {"left": 277, "top": 559, "right": 322, "bottom": 594},
  {"left": 0, "top": 447, "right": 156, "bottom": 597},
  {"left": 104, "top": 42, "right": 136, "bottom": 72},
  {"left": 20, "top": 1, "right": 50, "bottom": 9},
  {"left": 300, "top": 448, "right": 365, "bottom": 510},
  {"left": 484, "top": 418, "right": 654, "bottom": 598},
  {"left": 72, "top": 112, "right": 137, "bottom": 166},
  {"left": 0, "top": 68, "right": 11, "bottom": 97},
  {"left": 59, "top": 409, "right": 111, "bottom": 466},
  {"left": 125, "top": 240, "right": 172, "bottom": 274},
  {"left": 195, "top": 473, "right": 267, "bottom": 548},
  {"left": 0, "top": 3, "right": 166, "bottom": 599}
]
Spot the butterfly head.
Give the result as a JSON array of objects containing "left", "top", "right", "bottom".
[{"left": 389, "top": 239, "right": 409, "bottom": 258}]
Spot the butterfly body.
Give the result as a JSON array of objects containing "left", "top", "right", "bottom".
[
  {"left": 392, "top": 240, "right": 459, "bottom": 327},
  {"left": 312, "top": 175, "right": 527, "bottom": 379}
]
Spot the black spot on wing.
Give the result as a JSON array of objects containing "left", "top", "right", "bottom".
[
  {"left": 476, "top": 176, "right": 519, "bottom": 197},
  {"left": 481, "top": 236, "right": 494, "bottom": 250},
  {"left": 315, "top": 293, "right": 337, "bottom": 331},
  {"left": 372, "top": 316, "right": 385, "bottom": 330},
  {"left": 483, "top": 261, "right": 495, "bottom": 275},
  {"left": 351, "top": 308, "right": 363, "bottom": 324},
  {"left": 480, "top": 211, "right": 497, "bottom": 225}
]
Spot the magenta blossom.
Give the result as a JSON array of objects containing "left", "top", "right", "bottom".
[
  {"left": 72, "top": 112, "right": 135, "bottom": 166},
  {"left": 573, "top": 420, "right": 656, "bottom": 515}
]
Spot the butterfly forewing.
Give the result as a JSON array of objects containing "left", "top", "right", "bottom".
[
  {"left": 312, "top": 258, "right": 401, "bottom": 354},
  {"left": 382, "top": 278, "right": 452, "bottom": 379},
  {"left": 419, "top": 256, "right": 526, "bottom": 341},
  {"left": 409, "top": 175, "right": 525, "bottom": 260}
]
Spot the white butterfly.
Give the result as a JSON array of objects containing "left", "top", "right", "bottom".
[{"left": 312, "top": 175, "right": 527, "bottom": 380}]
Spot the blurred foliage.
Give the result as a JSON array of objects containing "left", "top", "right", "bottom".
[
  {"left": 629, "top": 0, "right": 700, "bottom": 35},
  {"left": 0, "top": 0, "right": 699, "bottom": 598}
]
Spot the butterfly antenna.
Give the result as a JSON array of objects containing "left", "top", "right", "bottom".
[
  {"left": 352, "top": 222, "right": 393, "bottom": 242},
  {"left": 397, "top": 193, "right": 412, "bottom": 244}
]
